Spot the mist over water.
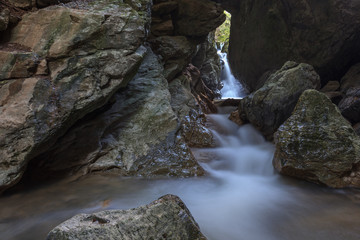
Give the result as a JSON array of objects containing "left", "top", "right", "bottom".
[
  {"left": 1, "top": 112, "right": 360, "bottom": 240},
  {"left": 1, "top": 50, "right": 360, "bottom": 240}
]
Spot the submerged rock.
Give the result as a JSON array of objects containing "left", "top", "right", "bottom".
[
  {"left": 0, "top": 0, "right": 151, "bottom": 192},
  {"left": 47, "top": 194, "right": 207, "bottom": 240},
  {"left": 233, "top": 61, "right": 320, "bottom": 140},
  {"left": 273, "top": 89, "right": 360, "bottom": 188}
]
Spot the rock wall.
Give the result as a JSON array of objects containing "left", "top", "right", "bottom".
[
  {"left": 0, "top": 0, "right": 224, "bottom": 192},
  {"left": 227, "top": 0, "right": 360, "bottom": 92}
]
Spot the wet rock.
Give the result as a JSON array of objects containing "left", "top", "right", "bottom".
[
  {"left": 37, "top": 0, "right": 71, "bottom": 8},
  {"left": 273, "top": 89, "right": 360, "bottom": 188},
  {"left": 183, "top": 64, "right": 217, "bottom": 113},
  {"left": 228, "top": 0, "right": 360, "bottom": 91},
  {"left": 173, "top": 0, "right": 225, "bottom": 37},
  {"left": 0, "top": 0, "right": 151, "bottom": 192},
  {"left": 338, "top": 87, "right": 360, "bottom": 124},
  {"left": 0, "top": 50, "right": 39, "bottom": 79},
  {"left": 233, "top": 61, "right": 320, "bottom": 140},
  {"left": 354, "top": 123, "right": 360, "bottom": 137},
  {"left": 151, "top": 19, "right": 174, "bottom": 36},
  {"left": 11, "top": 0, "right": 34, "bottom": 9},
  {"left": 320, "top": 81, "right": 340, "bottom": 93},
  {"left": 340, "top": 63, "right": 360, "bottom": 93},
  {"left": 192, "top": 32, "right": 222, "bottom": 97},
  {"left": 324, "top": 91, "right": 343, "bottom": 105},
  {"left": 0, "top": 8, "right": 9, "bottom": 31},
  {"left": 47, "top": 194, "right": 207, "bottom": 240},
  {"left": 150, "top": 36, "right": 196, "bottom": 81},
  {"left": 26, "top": 48, "right": 204, "bottom": 180},
  {"left": 228, "top": 110, "right": 244, "bottom": 126},
  {"left": 152, "top": 1, "right": 178, "bottom": 16},
  {"left": 214, "top": 98, "right": 241, "bottom": 107}
]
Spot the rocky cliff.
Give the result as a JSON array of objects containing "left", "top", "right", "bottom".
[
  {"left": 0, "top": 0, "right": 225, "bottom": 192},
  {"left": 226, "top": 0, "right": 360, "bottom": 92}
]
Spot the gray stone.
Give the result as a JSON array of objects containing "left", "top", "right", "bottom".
[
  {"left": 273, "top": 89, "right": 360, "bottom": 188},
  {"left": 228, "top": 0, "right": 360, "bottom": 91},
  {"left": 26, "top": 48, "right": 204, "bottom": 180},
  {"left": 338, "top": 87, "right": 360, "bottom": 124},
  {"left": 0, "top": 8, "right": 9, "bottom": 31},
  {"left": 234, "top": 61, "right": 320, "bottom": 140},
  {"left": 0, "top": 0, "right": 151, "bottom": 192},
  {"left": 47, "top": 194, "right": 207, "bottom": 240},
  {"left": 340, "top": 63, "right": 360, "bottom": 93},
  {"left": 173, "top": 0, "right": 225, "bottom": 37}
]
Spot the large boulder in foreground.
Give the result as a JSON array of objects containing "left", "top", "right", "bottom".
[
  {"left": 228, "top": 0, "right": 360, "bottom": 91},
  {"left": 47, "top": 194, "right": 207, "bottom": 240},
  {"left": 233, "top": 61, "right": 320, "bottom": 140},
  {"left": 0, "top": 0, "right": 150, "bottom": 192},
  {"left": 273, "top": 89, "right": 360, "bottom": 188}
]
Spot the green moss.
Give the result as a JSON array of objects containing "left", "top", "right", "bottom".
[{"left": 215, "top": 11, "right": 231, "bottom": 47}]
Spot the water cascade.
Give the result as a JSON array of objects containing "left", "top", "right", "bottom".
[
  {"left": 218, "top": 47, "right": 247, "bottom": 98},
  {"left": 1, "top": 110, "right": 360, "bottom": 240}
]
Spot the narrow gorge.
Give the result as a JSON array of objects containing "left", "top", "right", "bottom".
[{"left": 0, "top": 0, "right": 360, "bottom": 239}]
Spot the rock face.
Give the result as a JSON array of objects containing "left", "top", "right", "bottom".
[
  {"left": 47, "top": 194, "right": 207, "bottom": 240},
  {"left": 173, "top": 0, "right": 225, "bottom": 37},
  {"left": 338, "top": 87, "right": 360, "bottom": 124},
  {"left": 233, "top": 61, "right": 320, "bottom": 140},
  {"left": 26, "top": 48, "right": 205, "bottom": 180},
  {"left": 340, "top": 62, "right": 360, "bottom": 93},
  {"left": 0, "top": 0, "right": 223, "bottom": 192},
  {"left": 228, "top": 0, "right": 360, "bottom": 91},
  {"left": 0, "top": 0, "right": 151, "bottom": 192},
  {"left": 273, "top": 89, "right": 360, "bottom": 188}
]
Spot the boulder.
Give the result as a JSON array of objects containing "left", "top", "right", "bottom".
[
  {"left": 37, "top": 0, "right": 71, "bottom": 8},
  {"left": 47, "top": 194, "right": 207, "bottom": 240},
  {"left": 233, "top": 61, "right": 320, "bottom": 140},
  {"left": 338, "top": 87, "right": 360, "bottom": 124},
  {"left": 354, "top": 123, "right": 360, "bottom": 137},
  {"left": 228, "top": 0, "right": 360, "bottom": 91},
  {"left": 0, "top": 8, "right": 9, "bottom": 31},
  {"left": 25, "top": 48, "right": 204, "bottom": 180},
  {"left": 273, "top": 89, "right": 360, "bottom": 188},
  {"left": 324, "top": 91, "right": 343, "bottom": 105},
  {"left": 151, "top": 20, "right": 174, "bottom": 36},
  {"left": 320, "top": 81, "right": 340, "bottom": 93},
  {"left": 340, "top": 63, "right": 360, "bottom": 93},
  {"left": 173, "top": 0, "right": 226, "bottom": 37},
  {"left": 192, "top": 32, "right": 222, "bottom": 97},
  {"left": 0, "top": 49, "right": 38, "bottom": 79},
  {"left": 149, "top": 36, "right": 196, "bottom": 81},
  {"left": 0, "top": 0, "right": 151, "bottom": 192},
  {"left": 152, "top": 1, "right": 178, "bottom": 16}
]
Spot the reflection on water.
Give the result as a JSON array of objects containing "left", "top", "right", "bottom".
[{"left": 1, "top": 114, "right": 360, "bottom": 240}]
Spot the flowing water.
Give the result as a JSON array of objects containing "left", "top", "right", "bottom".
[
  {"left": 1, "top": 52, "right": 360, "bottom": 240},
  {"left": 1, "top": 113, "right": 360, "bottom": 240},
  {"left": 218, "top": 48, "right": 247, "bottom": 98}
]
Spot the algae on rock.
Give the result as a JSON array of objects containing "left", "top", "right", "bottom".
[{"left": 273, "top": 89, "right": 360, "bottom": 188}]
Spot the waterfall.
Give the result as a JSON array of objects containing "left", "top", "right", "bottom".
[{"left": 218, "top": 47, "right": 247, "bottom": 99}]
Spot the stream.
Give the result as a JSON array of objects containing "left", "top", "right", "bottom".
[{"left": 1, "top": 53, "right": 360, "bottom": 240}]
